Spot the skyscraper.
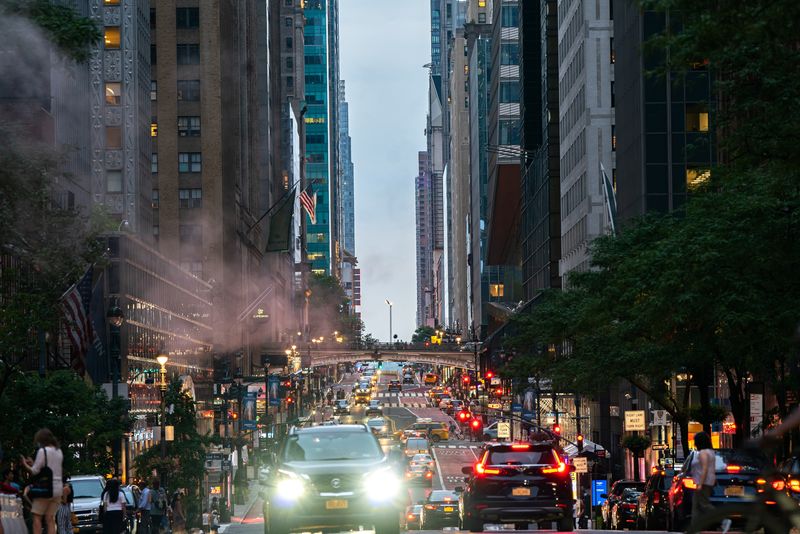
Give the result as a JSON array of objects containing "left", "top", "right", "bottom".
[
  {"left": 339, "top": 80, "right": 355, "bottom": 256},
  {"left": 415, "top": 152, "right": 435, "bottom": 327}
]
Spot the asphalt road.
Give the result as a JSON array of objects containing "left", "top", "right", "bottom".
[{"left": 224, "top": 368, "right": 671, "bottom": 534}]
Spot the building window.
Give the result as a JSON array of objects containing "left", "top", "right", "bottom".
[
  {"left": 106, "top": 171, "right": 122, "bottom": 193},
  {"left": 478, "top": 0, "right": 486, "bottom": 6},
  {"left": 177, "top": 80, "right": 200, "bottom": 101},
  {"left": 104, "top": 27, "right": 120, "bottom": 49},
  {"left": 498, "top": 119, "right": 520, "bottom": 145},
  {"left": 685, "top": 104, "right": 709, "bottom": 132},
  {"left": 610, "top": 37, "right": 615, "bottom": 63},
  {"left": 478, "top": 12, "right": 486, "bottom": 23},
  {"left": 178, "top": 152, "right": 202, "bottom": 173},
  {"left": 149, "top": 8, "right": 155, "bottom": 29},
  {"left": 106, "top": 126, "right": 122, "bottom": 149},
  {"left": 286, "top": 57, "right": 293, "bottom": 69},
  {"left": 499, "top": 81, "right": 519, "bottom": 103},
  {"left": 150, "top": 121, "right": 158, "bottom": 137},
  {"left": 179, "top": 224, "right": 202, "bottom": 246},
  {"left": 105, "top": 82, "right": 122, "bottom": 105},
  {"left": 150, "top": 80, "right": 157, "bottom": 101},
  {"left": 611, "top": 81, "right": 615, "bottom": 108},
  {"left": 686, "top": 168, "right": 711, "bottom": 190},
  {"left": 286, "top": 75, "right": 294, "bottom": 87},
  {"left": 179, "top": 188, "right": 202, "bottom": 208},
  {"left": 176, "top": 7, "right": 199, "bottom": 29},
  {"left": 500, "top": 43, "right": 519, "bottom": 65},
  {"left": 105, "top": 0, "right": 120, "bottom": 4},
  {"left": 150, "top": 45, "right": 157, "bottom": 65},
  {"left": 285, "top": 16, "right": 292, "bottom": 27},
  {"left": 151, "top": 153, "right": 158, "bottom": 173},
  {"left": 181, "top": 261, "right": 203, "bottom": 278},
  {"left": 489, "top": 283, "right": 504, "bottom": 298},
  {"left": 178, "top": 116, "right": 201, "bottom": 136},
  {"left": 153, "top": 225, "right": 159, "bottom": 240},
  {"left": 176, "top": 44, "right": 200, "bottom": 65},
  {"left": 151, "top": 189, "right": 159, "bottom": 208},
  {"left": 501, "top": 5, "right": 519, "bottom": 27}
]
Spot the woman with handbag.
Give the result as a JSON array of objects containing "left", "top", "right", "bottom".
[
  {"left": 20, "top": 429, "right": 63, "bottom": 534},
  {"left": 100, "top": 479, "right": 125, "bottom": 534}
]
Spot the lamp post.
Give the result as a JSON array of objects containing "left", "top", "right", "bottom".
[
  {"left": 106, "top": 299, "right": 124, "bottom": 476},
  {"left": 156, "top": 352, "right": 169, "bottom": 485},
  {"left": 385, "top": 299, "right": 393, "bottom": 345}
]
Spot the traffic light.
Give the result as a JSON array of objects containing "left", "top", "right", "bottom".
[
  {"left": 485, "top": 370, "right": 494, "bottom": 380},
  {"left": 457, "top": 410, "right": 471, "bottom": 423},
  {"left": 462, "top": 375, "right": 470, "bottom": 384},
  {"left": 470, "top": 418, "right": 483, "bottom": 439},
  {"left": 286, "top": 396, "right": 295, "bottom": 405},
  {"left": 552, "top": 424, "right": 561, "bottom": 436},
  {"left": 576, "top": 433, "right": 584, "bottom": 451}
]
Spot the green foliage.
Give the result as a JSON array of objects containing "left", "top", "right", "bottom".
[
  {"left": 412, "top": 326, "right": 436, "bottom": 343},
  {"left": 2, "top": 0, "right": 100, "bottom": 62},
  {"left": 0, "top": 371, "right": 131, "bottom": 476},
  {"left": 133, "top": 379, "right": 215, "bottom": 528},
  {"left": 688, "top": 405, "right": 729, "bottom": 426},
  {"left": 306, "top": 274, "right": 355, "bottom": 339}
]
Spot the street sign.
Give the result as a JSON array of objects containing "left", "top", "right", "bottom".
[
  {"left": 610, "top": 405, "right": 620, "bottom": 417},
  {"left": 651, "top": 443, "right": 669, "bottom": 451},
  {"left": 592, "top": 480, "right": 608, "bottom": 507},
  {"left": 487, "top": 402, "right": 502, "bottom": 410},
  {"left": 497, "top": 422, "right": 511, "bottom": 439},
  {"left": 512, "top": 403, "right": 523, "bottom": 412},
  {"left": 573, "top": 457, "right": 588, "bottom": 474},
  {"left": 624, "top": 410, "right": 646, "bottom": 431},
  {"left": 651, "top": 410, "right": 669, "bottom": 426}
]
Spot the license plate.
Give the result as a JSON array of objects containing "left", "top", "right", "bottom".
[
  {"left": 724, "top": 486, "right": 745, "bottom": 497},
  {"left": 512, "top": 487, "right": 531, "bottom": 496},
  {"left": 326, "top": 499, "right": 348, "bottom": 510},
  {"left": 443, "top": 507, "right": 454, "bottom": 512}
]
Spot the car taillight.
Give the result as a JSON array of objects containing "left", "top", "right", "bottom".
[
  {"left": 425, "top": 471, "right": 433, "bottom": 478},
  {"left": 624, "top": 504, "right": 636, "bottom": 510},
  {"left": 789, "top": 479, "right": 800, "bottom": 493},
  {"left": 424, "top": 504, "right": 436, "bottom": 510},
  {"left": 726, "top": 465, "right": 742, "bottom": 474},
  {"left": 475, "top": 462, "right": 500, "bottom": 476},
  {"left": 542, "top": 452, "right": 567, "bottom": 474},
  {"left": 772, "top": 480, "right": 786, "bottom": 491},
  {"left": 407, "top": 514, "right": 415, "bottom": 519},
  {"left": 682, "top": 478, "right": 698, "bottom": 490},
  {"left": 511, "top": 444, "right": 530, "bottom": 450},
  {"left": 652, "top": 490, "right": 660, "bottom": 504}
]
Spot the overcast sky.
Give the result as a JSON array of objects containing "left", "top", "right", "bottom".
[{"left": 339, "top": 0, "right": 429, "bottom": 342}]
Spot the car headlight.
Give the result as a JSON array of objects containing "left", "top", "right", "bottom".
[
  {"left": 274, "top": 470, "right": 307, "bottom": 502},
  {"left": 363, "top": 467, "right": 401, "bottom": 502}
]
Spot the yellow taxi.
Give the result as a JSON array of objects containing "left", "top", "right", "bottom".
[
  {"left": 395, "top": 418, "right": 450, "bottom": 443},
  {"left": 423, "top": 373, "right": 439, "bottom": 385}
]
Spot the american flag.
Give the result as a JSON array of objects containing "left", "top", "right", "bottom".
[
  {"left": 60, "top": 267, "right": 93, "bottom": 376},
  {"left": 299, "top": 186, "right": 317, "bottom": 224}
]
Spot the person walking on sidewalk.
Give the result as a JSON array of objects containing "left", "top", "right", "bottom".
[
  {"left": 137, "top": 480, "right": 152, "bottom": 534},
  {"left": 100, "top": 478, "right": 125, "bottom": 534},
  {"left": 170, "top": 490, "right": 186, "bottom": 534},
  {"left": 691, "top": 431, "right": 716, "bottom": 520},
  {"left": 149, "top": 479, "right": 167, "bottom": 534},
  {"left": 20, "top": 428, "right": 64, "bottom": 534}
]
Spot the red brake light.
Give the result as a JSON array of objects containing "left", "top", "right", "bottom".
[
  {"left": 542, "top": 453, "right": 566, "bottom": 474},
  {"left": 726, "top": 465, "right": 742, "bottom": 474},
  {"left": 425, "top": 471, "right": 433, "bottom": 478},
  {"left": 475, "top": 462, "right": 500, "bottom": 476},
  {"left": 511, "top": 444, "right": 530, "bottom": 450},
  {"left": 789, "top": 479, "right": 800, "bottom": 492},
  {"left": 424, "top": 504, "right": 436, "bottom": 510},
  {"left": 772, "top": 480, "right": 786, "bottom": 491},
  {"left": 682, "top": 478, "right": 698, "bottom": 490},
  {"left": 652, "top": 491, "right": 660, "bottom": 504}
]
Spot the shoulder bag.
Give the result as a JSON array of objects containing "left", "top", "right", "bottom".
[{"left": 28, "top": 449, "right": 53, "bottom": 499}]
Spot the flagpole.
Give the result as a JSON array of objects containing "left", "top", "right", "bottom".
[{"left": 245, "top": 181, "right": 299, "bottom": 235}]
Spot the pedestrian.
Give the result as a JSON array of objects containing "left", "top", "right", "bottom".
[
  {"left": 149, "top": 478, "right": 167, "bottom": 534},
  {"left": 100, "top": 478, "right": 125, "bottom": 534},
  {"left": 138, "top": 479, "right": 152, "bottom": 534},
  {"left": 574, "top": 493, "right": 584, "bottom": 529},
  {"left": 690, "top": 431, "right": 716, "bottom": 520},
  {"left": 170, "top": 490, "right": 186, "bottom": 534},
  {"left": 20, "top": 428, "right": 64, "bottom": 534},
  {"left": 55, "top": 483, "right": 74, "bottom": 534},
  {"left": 0, "top": 468, "right": 21, "bottom": 494}
]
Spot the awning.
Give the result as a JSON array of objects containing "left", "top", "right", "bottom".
[
  {"left": 563, "top": 439, "right": 607, "bottom": 458},
  {"left": 487, "top": 163, "right": 521, "bottom": 265}
]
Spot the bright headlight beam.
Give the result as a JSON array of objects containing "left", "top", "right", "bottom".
[
  {"left": 276, "top": 477, "right": 305, "bottom": 499},
  {"left": 363, "top": 469, "right": 401, "bottom": 501}
]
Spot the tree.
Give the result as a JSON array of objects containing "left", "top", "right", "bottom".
[
  {"left": 134, "top": 379, "right": 214, "bottom": 528},
  {"left": 412, "top": 326, "right": 436, "bottom": 343},
  {"left": 0, "top": 371, "right": 130, "bottom": 476},
  {"left": 306, "top": 274, "right": 355, "bottom": 340}
]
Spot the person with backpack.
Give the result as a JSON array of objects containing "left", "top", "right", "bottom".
[
  {"left": 20, "top": 428, "right": 64, "bottom": 534},
  {"left": 137, "top": 480, "right": 152, "bottom": 534},
  {"left": 149, "top": 479, "right": 167, "bottom": 534}
]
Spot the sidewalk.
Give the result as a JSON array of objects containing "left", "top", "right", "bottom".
[{"left": 217, "top": 479, "right": 261, "bottom": 533}]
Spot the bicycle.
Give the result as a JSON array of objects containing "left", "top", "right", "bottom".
[{"left": 686, "top": 447, "right": 800, "bottom": 534}]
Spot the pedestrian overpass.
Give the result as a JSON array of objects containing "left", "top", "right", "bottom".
[{"left": 309, "top": 348, "right": 476, "bottom": 370}]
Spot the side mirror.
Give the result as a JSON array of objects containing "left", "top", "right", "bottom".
[
  {"left": 461, "top": 466, "right": 473, "bottom": 475},
  {"left": 600, "top": 493, "right": 608, "bottom": 499},
  {"left": 454, "top": 486, "right": 464, "bottom": 493}
]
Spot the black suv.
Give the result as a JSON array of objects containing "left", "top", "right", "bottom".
[
  {"left": 262, "top": 425, "right": 402, "bottom": 534},
  {"left": 457, "top": 442, "right": 574, "bottom": 532},
  {"left": 387, "top": 380, "right": 402, "bottom": 392}
]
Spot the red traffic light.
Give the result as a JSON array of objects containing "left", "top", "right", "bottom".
[
  {"left": 552, "top": 424, "right": 561, "bottom": 435},
  {"left": 286, "top": 396, "right": 295, "bottom": 404},
  {"left": 462, "top": 375, "right": 470, "bottom": 383},
  {"left": 495, "top": 387, "right": 504, "bottom": 395},
  {"left": 485, "top": 371, "right": 494, "bottom": 379},
  {"left": 470, "top": 419, "right": 482, "bottom": 430},
  {"left": 457, "top": 410, "right": 471, "bottom": 422}
]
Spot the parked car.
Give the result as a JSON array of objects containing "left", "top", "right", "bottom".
[
  {"left": 403, "top": 504, "right": 422, "bottom": 530},
  {"left": 780, "top": 455, "right": 800, "bottom": 502},
  {"left": 601, "top": 480, "right": 645, "bottom": 527},
  {"left": 635, "top": 468, "right": 674, "bottom": 530},
  {"left": 666, "top": 448, "right": 772, "bottom": 531},
  {"left": 70, "top": 475, "right": 106, "bottom": 533},
  {"left": 611, "top": 487, "right": 642, "bottom": 529}
]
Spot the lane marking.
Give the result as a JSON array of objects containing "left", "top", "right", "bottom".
[{"left": 431, "top": 445, "right": 448, "bottom": 490}]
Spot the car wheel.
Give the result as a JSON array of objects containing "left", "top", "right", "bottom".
[
  {"left": 431, "top": 434, "right": 441, "bottom": 443},
  {"left": 460, "top": 516, "right": 483, "bottom": 532},
  {"left": 374, "top": 517, "right": 400, "bottom": 534}
]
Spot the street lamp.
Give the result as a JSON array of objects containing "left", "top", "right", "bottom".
[
  {"left": 106, "top": 299, "right": 124, "bottom": 477},
  {"left": 156, "top": 352, "right": 168, "bottom": 485},
  {"left": 385, "top": 299, "right": 393, "bottom": 344}
]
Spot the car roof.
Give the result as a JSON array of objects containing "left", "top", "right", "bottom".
[
  {"left": 429, "top": 490, "right": 458, "bottom": 500},
  {"left": 70, "top": 475, "right": 105, "bottom": 481}
]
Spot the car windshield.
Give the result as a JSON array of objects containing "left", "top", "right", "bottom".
[
  {"left": 429, "top": 490, "right": 458, "bottom": 502},
  {"left": 283, "top": 431, "right": 383, "bottom": 461},
  {"left": 407, "top": 439, "right": 428, "bottom": 449},
  {"left": 487, "top": 447, "right": 558, "bottom": 465},
  {"left": 412, "top": 454, "right": 431, "bottom": 462},
  {"left": 71, "top": 479, "right": 104, "bottom": 499}
]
